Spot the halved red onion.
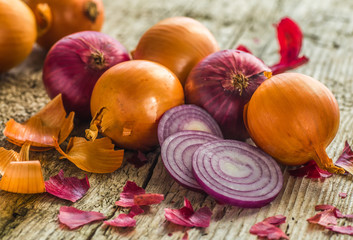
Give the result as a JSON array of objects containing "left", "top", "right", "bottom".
[
  {"left": 157, "top": 104, "right": 223, "bottom": 145},
  {"left": 184, "top": 49, "right": 270, "bottom": 140},
  {"left": 192, "top": 140, "right": 283, "bottom": 208},
  {"left": 161, "top": 130, "right": 221, "bottom": 191}
]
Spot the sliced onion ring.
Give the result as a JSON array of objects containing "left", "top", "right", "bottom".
[
  {"left": 161, "top": 130, "right": 221, "bottom": 191},
  {"left": 192, "top": 140, "right": 283, "bottom": 208},
  {"left": 158, "top": 104, "right": 223, "bottom": 145}
]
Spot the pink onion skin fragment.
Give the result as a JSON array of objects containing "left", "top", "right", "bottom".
[
  {"left": 115, "top": 181, "right": 146, "bottom": 207},
  {"left": 192, "top": 140, "right": 283, "bottom": 208},
  {"left": 134, "top": 193, "right": 164, "bottom": 205},
  {"left": 164, "top": 197, "right": 212, "bottom": 228},
  {"left": 339, "top": 192, "right": 347, "bottom": 199},
  {"left": 250, "top": 221, "right": 289, "bottom": 240},
  {"left": 327, "top": 225, "right": 353, "bottom": 235},
  {"left": 335, "top": 141, "right": 353, "bottom": 175},
  {"left": 104, "top": 214, "right": 136, "bottom": 227},
  {"left": 157, "top": 104, "right": 223, "bottom": 145},
  {"left": 45, "top": 169, "right": 90, "bottom": 202},
  {"left": 288, "top": 160, "right": 332, "bottom": 179},
  {"left": 161, "top": 130, "right": 221, "bottom": 191},
  {"left": 58, "top": 206, "right": 106, "bottom": 229}
]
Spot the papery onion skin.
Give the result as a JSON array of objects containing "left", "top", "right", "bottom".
[
  {"left": 185, "top": 49, "right": 270, "bottom": 140},
  {"left": 132, "top": 16, "right": 219, "bottom": 86},
  {"left": 43, "top": 31, "right": 130, "bottom": 119},
  {"left": 89, "top": 60, "right": 185, "bottom": 151},
  {"left": 0, "top": 0, "right": 37, "bottom": 72},
  {"left": 25, "top": 0, "right": 104, "bottom": 49},
  {"left": 244, "top": 73, "right": 344, "bottom": 174}
]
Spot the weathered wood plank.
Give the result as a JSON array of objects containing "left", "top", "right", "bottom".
[{"left": 1, "top": 0, "right": 353, "bottom": 239}]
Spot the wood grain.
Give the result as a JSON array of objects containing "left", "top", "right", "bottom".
[{"left": 1, "top": 0, "right": 353, "bottom": 239}]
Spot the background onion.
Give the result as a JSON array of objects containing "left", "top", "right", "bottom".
[
  {"left": 192, "top": 140, "right": 283, "bottom": 208},
  {"left": 132, "top": 16, "right": 219, "bottom": 86},
  {"left": 157, "top": 104, "right": 223, "bottom": 145},
  {"left": 185, "top": 49, "right": 270, "bottom": 140},
  {"left": 0, "top": 0, "right": 37, "bottom": 72},
  {"left": 25, "top": 0, "right": 104, "bottom": 49},
  {"left": 42, "top": 31, "right": 130, "bottom": 120},
  {"left": 89, "top": 60, "right": 185, "bottom": 151},
  {"left": 161, "top": 130, "right": 221, "bottom": 191}
]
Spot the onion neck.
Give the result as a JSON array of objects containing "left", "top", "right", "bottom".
[
  {"left": 221, "top": 73, "right": 249, "bottom": 95},
  {"left": 90, "top": 51, "right": 107, "bottom": 70},
  {"left": 313, "top": 146, "right": 345, "bottom": 174}
]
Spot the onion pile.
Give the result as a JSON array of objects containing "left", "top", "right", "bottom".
[
  {"left": 42, "top": 31, "right": 130, "bottom": 119},
  {"left": 158, "top": 104, "right": 223, "bottom": 145},
  {"left": 185, "top": 49, "right": 270, "bottom": 140}
]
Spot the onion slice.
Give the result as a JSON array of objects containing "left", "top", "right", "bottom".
[
  {"left": 192, "top": 140, "right": 283, "bottom": 208},
  {"left": 158, "top": 104, "right": 223, "bottom": 145},
  {"left": 161, "top": 130, "right": 221, "bottom": 191}
]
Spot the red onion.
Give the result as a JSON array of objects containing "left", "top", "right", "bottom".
[
  {"left": 184, "top": 49, "right": 270, "bottom": 140},
  {"left": 43, "top": 31, "right": 130, "bottom": 120},
  {"left": 192, "top": 140, "right": 283, "bottom": 208},
  {"left": 161, "top": 130, "right": 221, "bottom": 191},
  {"left": 157, "top": 104, "right": 223, "bottom": 145}
]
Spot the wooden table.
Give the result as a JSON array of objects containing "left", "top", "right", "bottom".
[{"left": 1, "top": 0, "right": 353, "bottom": 239}]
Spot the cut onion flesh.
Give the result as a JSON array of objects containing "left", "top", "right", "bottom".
[
  {"left": 158, "top": 104, "right": 223, "bottom": 145},
  {"left": 192, "top": 140, "right": 283, "bottom": 208},
  {"left": 161, "top": 130, "right": 221, "bottom": 191}
]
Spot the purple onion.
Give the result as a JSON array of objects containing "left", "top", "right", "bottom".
[
  {"left": 192, "top": 139, "right": 283, "bottom": 208},
  {"left": 157, "top": 104, "right": 223, "bottom": 145},
  {"left": 43, "top": 31, "right": 130, "bottom": 119},
  {"left": 184, "top": 49, "right": 270, "bottom": 140},
  {"left": 161, "top": 130, "right": 221, "bottom": 191}
]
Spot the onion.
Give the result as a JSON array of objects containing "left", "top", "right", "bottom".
[
  {"left": 25, "top": 0, "right": 104, "bottom": 49},
  {"left": 87, "top": 60, "right": 185, "bottom": 151},
  {"left": 0, "top": 0, "right": 37, "bottom": 72},
  {"left": 161, "top": 130, "right": 221, "bottom": 191},
  {"left": 244, "top": 73, "right": 344, "bottom": 174},
  {"left": 132, "top": 16, "right": 219, "bottom": 86},
  {"left": 42, "top": 31, "right": 130, "bottom": 120},
  {"left": 184, "top": 49, "right": 270, "bottom": 140},
  {"left": 157, "top": 104, "right": 223, "bottom": 145},
  {"left": 192, "top": 140, "right": 283, "bottom": 208}
]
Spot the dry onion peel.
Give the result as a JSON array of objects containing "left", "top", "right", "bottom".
[
  {"left": 244, "top": 73, "right": 344, "bottom": 174},
  {"left": 0, "top": 148, "right": 19, "bottom": 175},
  {"left": 3, "top": 94, "right": 74, "bottom": 151},
  {"left": 54, "top": 137, "right": 124, "bottom": 173},
  {"left": 0, "top": 143, "right": 45, "bottom": 194}
]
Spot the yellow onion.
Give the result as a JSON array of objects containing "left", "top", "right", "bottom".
[
  {"left": 132, "top": 16, "right": 219, "bottom": 86},
  {"left": 244, "top": 72, "right": 344, "bottom": 174},
  {"left": 0, "top": 0, "right": 37, "bottom": 72},
  {"left": 86, "top": 60, "right": 185, "bottom": 151}
]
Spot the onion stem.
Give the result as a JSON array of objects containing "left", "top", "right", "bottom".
[{"left": 313, "top": 146, "right": 345, "bottom": 174}]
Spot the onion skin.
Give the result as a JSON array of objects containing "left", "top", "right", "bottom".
[
  {"left": 244, "top": 73, "right": 344, "bottom": 174},
  {"left": 185, "top": 49, "right": 270, "bottom": 140},
  {"left": 25, "top": 0, "right": 104, "bottom": 49},
  {"left": 89, "top": 60, "right": 185, "bottom": 151},
  {"left": 0, "top": 0, "right": 37, "bottom": 72},
  {"left": 132, "top": 17, "right": 219, "bottom": 86},
  {"left": 43, "top": 31, "right": 130, "bottom": 120}
]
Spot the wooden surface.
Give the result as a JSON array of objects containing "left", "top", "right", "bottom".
[{"left": 1, "top": 0, "right": 353, "bottom": 239}]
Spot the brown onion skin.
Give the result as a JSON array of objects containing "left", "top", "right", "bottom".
[
  {"left": 25, "top": 0, "right": 104, "bottom": 49},
  {"left": 90, "top": 60, "right": 185, "bottom": 151},
  {"left": 0, "top": 0, "right": 36, "bottom": 72},
  {"left": 185, "top": 49, "right": 270, "bottom": 140},
  {"left": 132, "top": 17, "right": 219, "bottom": 86}
]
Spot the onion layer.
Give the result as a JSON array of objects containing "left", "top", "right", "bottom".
[
  {"left": 43, "top": 31, "right": 130, "bottom": 119},
  {"left": 158, "top": 104, "right": 223, "bottom": 145},
  {"left": 185, "top": 49, "right": 270, "bottom": 140},
  {"left": 161, "top": 130, "right": 221, "bottom": 191},
  {"left": 192, "top": 140, "right": 283, "bottom": 208},
  {"left": 244, "top": 73, "right": 344, "bottom": 174}
]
